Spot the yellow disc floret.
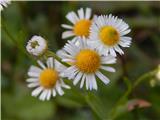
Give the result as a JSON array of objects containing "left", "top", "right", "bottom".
[
  {"left": 99, "top": 26, "right": 119, "bottom": 46},
  {"left": 39, "top": 69, "right": 59, "bottom": 88},
  {"left": 74, "top": 19, "right": 91, "bottom": 37},
  {"left": 75, "top": 49, "right": 100, "bottom": 73}
]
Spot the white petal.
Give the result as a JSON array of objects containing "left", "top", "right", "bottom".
[
  {"left": 60, "top": 79, "right": 71, "bottom": 89},
  {"left": 62, "top": 31, "right": 75, "bottom": 39},
  {"left": 26, "top": 78, "right": 38, "bottom": 82},
  {"left": 80, "top": 74, "right": 86, "bottom": 88},
  {"left": 109, "top": 48, "right": 117, "bottom": 57},
  {"left": 73, "top": 72, "right": 83, "bottom": 85},
  {"left": 78, "top": 8, "right": 84, "bottom": 19},
  {"left": 114, "top": 45, "right": 124, "bottom": 55},
  {"left": 39, "top": 89, "right": 48, "bottom": 101},
  {"left": 61, "top": 24, "right": 73, "bottom": 29},
  {"left": 88, "top": 75, "right": 93, "bottom": 90},
  {"left": 101, "top": 56, "right": 116, "bottom": 64},
  {"left": 85, "top": 75, "right": 89, "bottom": 90},
  {"left": 52, "top": 89, "right": 56, "bottom": 97},
  {"left": 37, "top": 60, "right": 46, "bottom": 69},
  {"left": 90, "top": 74, "right": 97, "bottom": 90},
  {"left": 96, "top": 71, "right": 110, "bottom": 85},
  {"left": 28, "top": 72, "right": 39, "bottom": 77},
  {"left": 32, "top": 87, "right": 43, "bottom": 97},
  {"left": 56, "top": 84, "right": 64, "bottom": 96},
  {"left": 66, "top": 12, "right": 77, "bottom": 24},
  {"left": 46, "top": 90, "right": 51, "bottom": 100},
  {"left": 28, "top": 82, "right": 39, "bottom": 88},
  {"left": 46, "top": 57, "right": 52, "bottom": 68},
  {"left": 100, "top": 66, "right": 115, "bottom": 72},
  {"left": 28, "top": 65, "right": 42, "bottom": 73},
  {"left": 120, "top": 29, "right": 131, "bottom": 36},
  {"left": 85, "top": 8, "right": 91, "bottom": 19}
]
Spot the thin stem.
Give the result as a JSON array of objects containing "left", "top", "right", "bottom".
[
  {"left": 133, "top": 69, "right": 157, "bottom": 88},
  {"left": 84, "top": 92, "right": 107, "bottom": 120},
  {"left": 2, "top": 19, "right": 36, "bottom": 63},
  {"left": 110, "top": 68, "right": 158, "bottom": 119},
  {"left": 46, "top": 51, "right": 70, "bottom": 67}
]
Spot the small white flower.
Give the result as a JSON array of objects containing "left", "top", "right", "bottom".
[
  {"left": 89, "top": 14, "right": 132, "bottom": 56},
  {"left": 60, "top": 38, "right": 116, "bottom": 90},
  {"left": 0, "top": 0, "right": 11, "bottom": 11},
  {"left": 26, "top": 35, "right": 47, "bottom": 56},
  {"left": 61, "top": 8, "right": 92, "bottom": 42},
  {"left": 26, "top": 57, "right": 70, "bottom": 101}
]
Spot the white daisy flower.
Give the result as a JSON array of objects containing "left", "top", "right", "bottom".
[
  {"left": 61, "top": 8, "right": 92, "bottom": 41},
  {"left": 0, "top": 0, "right": 11, "bottom": 11},
  {"left": 26, "top": 57, "right": 70, "bottom": 101},
  {"left": 89, "top": 14, "right": 132, "bottom": 56},
  {"left": 60, "top": 38, "right": 116, "bottom": 90},
  {"left": 26, "top": 35, "right": 47, "bottom": 56}
]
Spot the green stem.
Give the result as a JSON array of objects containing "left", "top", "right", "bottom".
[
  {"left": 133, "top": 69, "right": 157, "bottom": 88},
  {"left": 1, "top": 19, "right": 36, "bottom": 63},
  {"left": 110, "top": 68, "right": 158, "bottom": 119},
  {"left": 46, "top": 51, "right": 70, "bottom": 67},
  {"left": 84, "top": 92, "right": 107, "bottom": 120}
]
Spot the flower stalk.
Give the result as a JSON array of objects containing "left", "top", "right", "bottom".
[{"left": 110, "top": 68, "right": 158, "bottom": 119}]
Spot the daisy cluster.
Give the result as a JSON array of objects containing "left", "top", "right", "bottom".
[{"left": 26, "top": 8, "right": 132, "bottom": 101}]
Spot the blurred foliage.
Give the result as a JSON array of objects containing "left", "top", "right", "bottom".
[{"left": 1, "top": 1, "right": 160, "bottom": 120}]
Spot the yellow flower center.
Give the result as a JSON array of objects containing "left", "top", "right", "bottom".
[
  {"left": 99, "top": 26, "right": 119, "bottom": 46},
  {"left": 39, "top": 69, "right": 59, "bottom": 88},
  {"left": 73, "top": 19, "right": 91, "bottom": 37},
  {"left": 75, "top": 49, "right": 100, "bottom": 73}
]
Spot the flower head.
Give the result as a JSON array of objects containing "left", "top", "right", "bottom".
[
  {"left": 27, "top": 57, "right": 70, "bottom": 101},
  {"left": 60, "top": 38, "right": 116, "bottom": 90},
  {"left": 26, "top": 35, "right": 47, "bottom": 56},
  {"left": 0, "top": 0, "right": 11, "bottom": 11},
  {"left": 61, "top": 8, "right": 92, "bottom": 41},
  {"left": 89, "top": 14, "right": 132, "bottom": 56}
]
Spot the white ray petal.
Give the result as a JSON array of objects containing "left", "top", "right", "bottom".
[
  {"left": 88, "top": 75, "right": 93, "bottom": 90},
  {"left": 66, "top": 11, "right": 77, "bottom": 24},
  {"left": 96, "top": 71, "right": 110, "bottom": 85},
  {"left": 85, "top": 75, "right": 89, "bottom": 90},
  {"left": 28, "top": 82, "right": 39, "bottom": 88},
  {"left": 109, "top": 48, "right": 117, "bottom": 56},
  {"left": 101, "top": 56, "right": 116, "bottom": 64},
  {"left": 100, "top": 66, "right": 115, "bottom": 72},
  {"left": 56, "top": 84, "right": 64, "bottom": 96},
  {"left": 37, "top": 60, "right": 46, "bottom": 69},
  {"left": 52, "top": 89, "right": 56, "bottom": 97},
  {"left": 46, "top": 90, "right": 51, "bottom": 100},
  {"left": 120, "top": 29, "right": 131, "bottom": 36},
  {"left": 90, "top": 74, "right": 97, "bottom": 90},
  {"left": 114, "top": 45, "right": 124, "bottom": 55},
  {"left": 39, "top": 89, "right": 48, "bottom": 101},
  {"left": 46, "top": 57, "right": 53, "bottom": 68},
  {"left": 80, "top": 74, "right": 85, "bottom": 88},
  {"left": 85, "top": 8, "right": 91, "bottom": 19},
  {"left": 28, "top": 65, "right": 42, "bottom": 73},
  {"left": 28, "top": 72, "right": 40, "bottom": 77},
  {"left": 26, "top": 78, "right": 38, "bottom": 82},
  {"left": 32, "top": 87, "right": 43, "bottom": 97},
  {"left": 73, "top": 72, "right": 83, "bottom": 85},
  {"left": 78, "top": 8, "right": 84, "bottom": 19},
  {"left": 61, "top": 24, "right": 73, "bottom": 29},
  {"left": 62, "top": 31, "right": 75, "bottom": 39}
]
